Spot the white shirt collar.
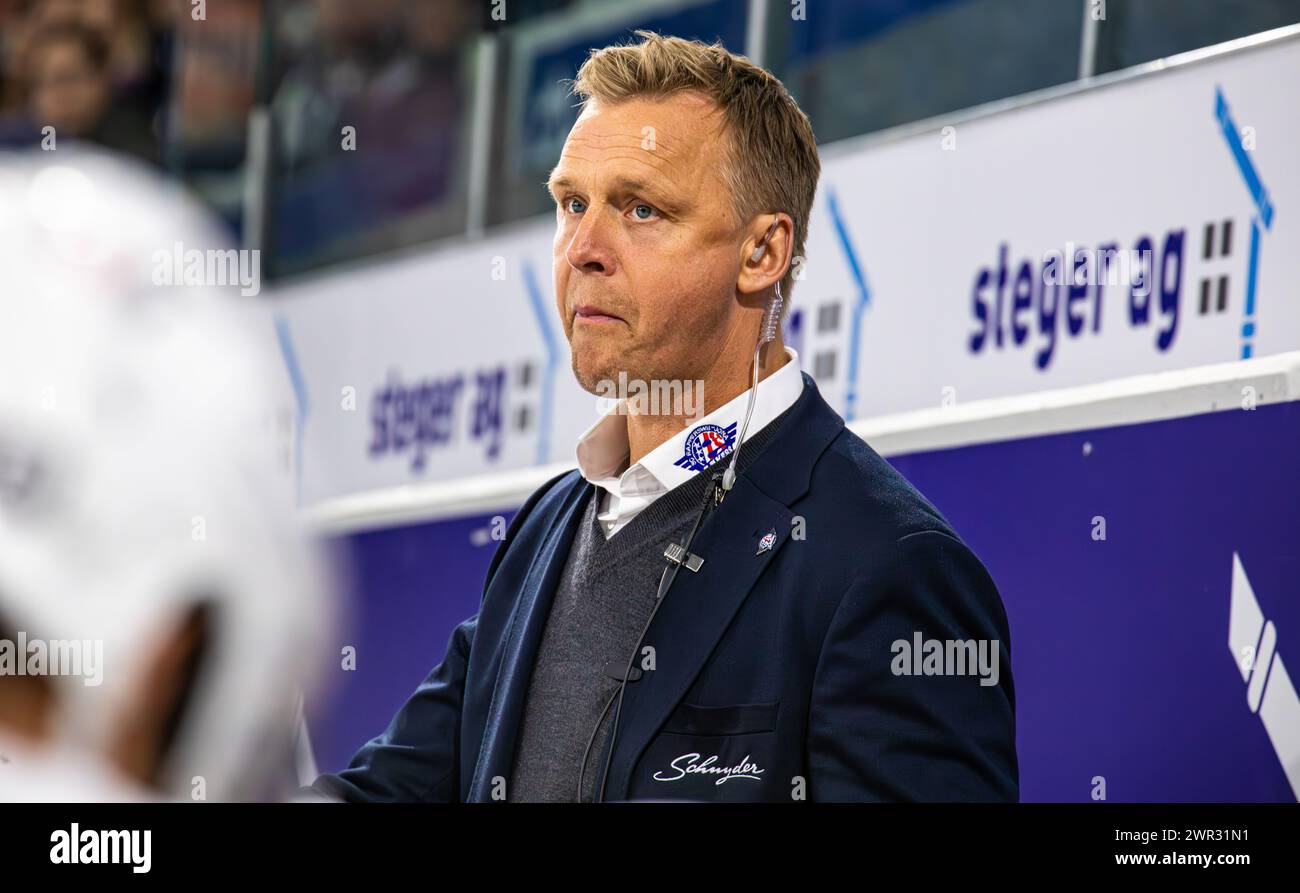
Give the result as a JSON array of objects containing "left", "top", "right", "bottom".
[{"left": 575, "top": 346, "right": 804, "bottom": 499}]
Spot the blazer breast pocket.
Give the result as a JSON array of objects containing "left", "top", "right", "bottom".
[
  {"left": 660, "top": 700, "right": 779, "bottom": 736},
  {"left": 633, "top": 700, "right": 783, "bottom": 801}
]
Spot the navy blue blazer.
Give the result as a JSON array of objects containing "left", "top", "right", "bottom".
[{"left": 314, "top": 373, "right": 1018, "bottom": 802}]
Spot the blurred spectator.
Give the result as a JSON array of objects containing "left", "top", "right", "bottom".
[
  {"left": 165, "top": 0, "right": 259, "bottom": 177},
  {"left": 270, "top": 0, "right": 405, "bottom": 168},
  {"left": 24, "top": 21, "right": 157, "bottom": 159},
  {"left": 266, "top": 0, "right": 481, "bottom": 272},
  {"left": 155, "top": 0, "right": 261, "bottom": 241},
  {"left": 0, "top": 0, "right": 166, "bottom": 164}
]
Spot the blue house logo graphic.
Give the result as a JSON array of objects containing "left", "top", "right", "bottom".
[{"left": 1214, "top": 87, "right": 1276, "bottom": 359}]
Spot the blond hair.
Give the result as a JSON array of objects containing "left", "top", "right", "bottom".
[{"left": 570, "top": 30, "right": 820, "bottom": 300}]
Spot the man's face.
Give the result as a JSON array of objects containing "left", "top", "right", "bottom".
[{"left": 550, "top": 93, "right": 744, "bottom": 394}]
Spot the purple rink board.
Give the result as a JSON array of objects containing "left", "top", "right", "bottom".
[{"left": 311, "top": 399, "right": 1300, "bottom": 802}]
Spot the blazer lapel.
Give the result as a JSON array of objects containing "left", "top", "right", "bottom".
[{"left": 467, "top": 477, "right": 591, "bottom": 801}]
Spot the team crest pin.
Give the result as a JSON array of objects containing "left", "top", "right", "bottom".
[{"left": 756, "top": 528, "right": 777, "bottom": 555}]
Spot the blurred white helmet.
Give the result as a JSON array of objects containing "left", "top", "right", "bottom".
[{"left": 0, "top": 148, "right": 337, "bottom": 801}]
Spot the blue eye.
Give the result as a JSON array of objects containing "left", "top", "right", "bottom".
[
  {"left": 632, "top": 204, "right": 656, "bottom": 220},
  {"left": 565, "top": 197, "right": 586, "bottom": 214}
]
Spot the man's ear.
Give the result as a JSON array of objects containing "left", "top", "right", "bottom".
[{"left": 737, "top": 213, "right": 794, "bottom": 298}]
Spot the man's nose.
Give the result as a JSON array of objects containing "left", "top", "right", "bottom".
[{"left": 564, "top": 206, "right": 616, "bottom": 276}]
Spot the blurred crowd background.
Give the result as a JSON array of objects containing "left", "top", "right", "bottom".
[{"left": 2, "top": 0, "right": 1296, "bottom": 279}]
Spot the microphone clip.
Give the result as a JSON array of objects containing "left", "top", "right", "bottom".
[{"left": 663, "top": 542, "right": 704, "bottom": 573}]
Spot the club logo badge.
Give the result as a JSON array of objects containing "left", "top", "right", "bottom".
[{"left": 675, "top": 421, "right": 738, "bottom": 472}]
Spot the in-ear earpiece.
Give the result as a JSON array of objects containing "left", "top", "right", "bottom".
[{"left": 749, "top": 219, "right": 781, "bottom": 263}]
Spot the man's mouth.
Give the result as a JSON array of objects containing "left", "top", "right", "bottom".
[{"left": 573, "top": 304, "right": 624, "bottom": 324}]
